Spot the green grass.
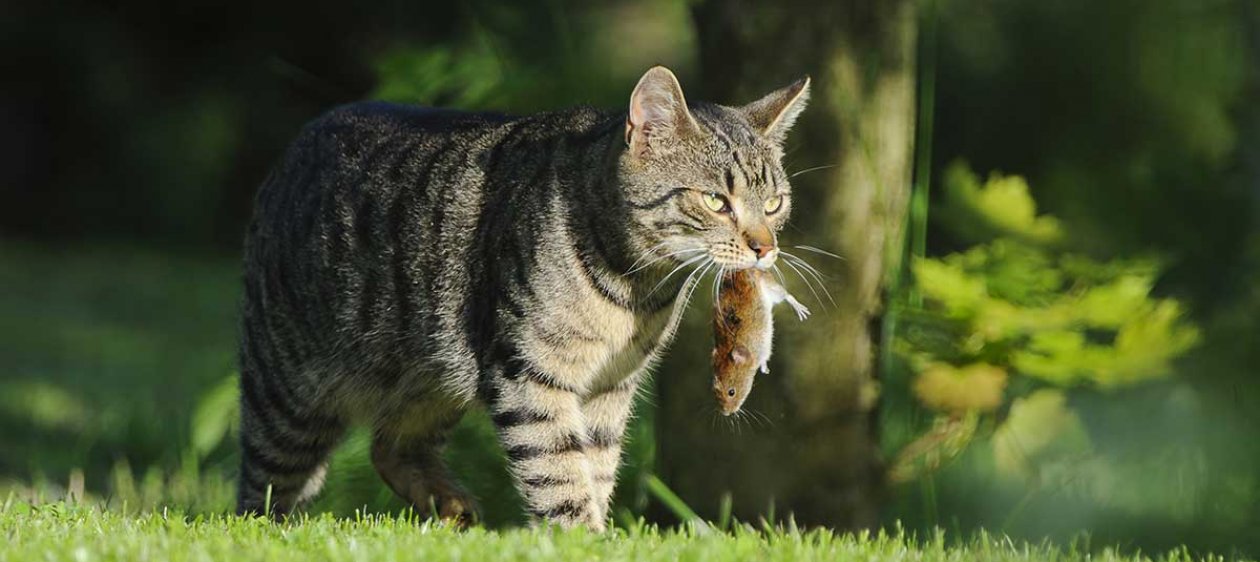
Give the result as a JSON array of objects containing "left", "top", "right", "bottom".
[{"left": 0, "top": 500, "right": 1237, "bottom": 562}]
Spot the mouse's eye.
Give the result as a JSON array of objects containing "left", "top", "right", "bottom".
[{"left": 727, "top": 388, "right": 736, "bottom": 397}]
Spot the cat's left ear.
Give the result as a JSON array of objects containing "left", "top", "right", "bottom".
[{"left": 741, "top": 76, "right": 811, "bottom": 145}]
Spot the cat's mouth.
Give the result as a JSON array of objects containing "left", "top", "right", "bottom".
[{"left": 709, "top": 253, "right": 767, "bottom": 271}]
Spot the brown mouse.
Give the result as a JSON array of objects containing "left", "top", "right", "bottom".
[{"left": 711, "top": 269, "right": 809, "bottom": 416}]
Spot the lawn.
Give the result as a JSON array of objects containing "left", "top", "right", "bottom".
[{"left": 0, "top": 499, "right": 1236, "bottom": 562}]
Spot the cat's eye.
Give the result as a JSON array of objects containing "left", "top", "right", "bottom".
[
  {"left": 703, "top": 192, "right": 730, "bottom": 213},
  {"left": 764, "top": 195, "right": 784, "bottom": 214}
]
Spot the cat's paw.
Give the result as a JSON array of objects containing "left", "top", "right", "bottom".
[{"left": 436, "top": 492, "right": 480, "bottom": 530}]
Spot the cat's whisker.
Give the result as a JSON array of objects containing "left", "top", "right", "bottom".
[
  {"left": 625, "top": 247, "right": 687, "bottom": 275},
  {"left": 781, "top": 257, "right": 826, "bottom": 308},
  {"left": 677, "top": 259, "right": 715, "bottom": 311},
  {"left": 623, "top": 241, "right": 672, "bottom": 273},
  {"left": 627, "top": 250, "right": 701, "bottom": 277},
  {"left": 788, "top": 163, "right": 841, "bottom": 179},
  {"left": 625, "top": 247, "right": 706, "bottom": 275},
  {"left": 626, "top": 241, "right": 670, "bottom": 267},
  {"left": 771, "top": 264, "right": 788, "bottom": 288},
  {"left": 683, "top": 264, "right": 710, "bottom": 308},
  {"left": 711, "top": 265, "right": 723, "bottom": 307},
  {"left": 766, "top": 264, "right": 786, "bottom": 287},
  {"left": 779, "top": 251, "right": 831, "bottom": 280},
  {"left": 792, "top": 245, "right": 845, "bottom": 261},
  {"left": 645, "top": 253, "right": 708, "bottom": 299},
  {"left": 781, "top": 252, "right": 836, "bottom": 308}
]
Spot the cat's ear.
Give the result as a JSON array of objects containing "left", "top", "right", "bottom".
[
  {"left": 741, "top": 76, "right": 811, "bottom": 145},
  {"left": 626, "top": 66, "right": 701, "bottom": 158}
]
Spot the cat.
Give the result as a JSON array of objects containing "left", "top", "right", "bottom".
[{"left": 236, "top": 65, "right": 810, "bottom": 530}]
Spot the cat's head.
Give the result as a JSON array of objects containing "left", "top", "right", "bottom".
[{"left": 618, "top": 66, "right": 810, "bottom": 274}]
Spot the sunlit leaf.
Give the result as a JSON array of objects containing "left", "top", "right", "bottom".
[
  {"left": 1075, "top": 274, "right": 1154, "bottom": 328},
  {"left": 911, "top": 258, "right": 987, "bottom": 315},
  {"left": 190, "top": 374, "right": 240, "bottom": 460},
  {"left": 912, "top": 362, "right": 1008, "bottom": 414},
  {"left": 938, "top": 162, "right": 1064, "bottom": 246}
]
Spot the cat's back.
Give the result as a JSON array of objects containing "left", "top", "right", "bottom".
[
  {"left": 306, "top": 101, "right": 512, "bottom": 145},
  {"left": 242, "top": 102, "right": 516, "bottom": 358}
]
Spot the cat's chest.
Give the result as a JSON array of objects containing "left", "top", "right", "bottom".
[
  {"left": 586, "top": 305, "right": 675, "bottom": 391},
  {"left": 516, "top": 296, "right": 676, "bottom": 394}
]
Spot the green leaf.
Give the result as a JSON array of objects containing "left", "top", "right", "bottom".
[
  {"left": 190, "top": 374, "right": 239, "bottom": 460},
  {"left": 911, "top": 258, "right": 987, "bottom": 315},
  {"left": 938, "top": 162, "right": 1064, "bottom": 246},
  {"left": 912, "top": 362, "right": 1008, "bottom": 413}
]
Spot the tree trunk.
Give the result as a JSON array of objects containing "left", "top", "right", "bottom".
[{"left": 653, "top": 0, "right": 917, "bottom": 528}]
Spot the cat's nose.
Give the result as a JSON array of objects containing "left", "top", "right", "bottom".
[
  {"left": 745, "top": 225, "right": 776, "bottom": 262},
  {"left": 748, "top": 239, "right": 776, "bottom": 259}
]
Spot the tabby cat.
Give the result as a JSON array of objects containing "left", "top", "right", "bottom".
[{"left": 236, "top": 66, "right": 810, "bottom": 529}]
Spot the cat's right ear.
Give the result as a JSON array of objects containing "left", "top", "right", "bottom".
[
  {"left": 626, "top": 66, "right": 701, "bottom": 159},
  {"left": 741, "top": 76, "right": 810, "bottom": 146}
]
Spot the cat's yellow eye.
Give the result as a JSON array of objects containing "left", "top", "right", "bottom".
[
  {"left": 764, "top": 195, "right": 784, "bottom": 214},
  {"left": 703, "top": 192, "right": 729, "bottom": 213}
]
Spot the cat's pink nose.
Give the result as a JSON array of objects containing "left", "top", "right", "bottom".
[{"left": 748, "top": 239, "right": 776, "bottom": 259}]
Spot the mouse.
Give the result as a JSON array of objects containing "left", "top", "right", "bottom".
[{"left": 711, "top": 269, "right": 810, "bottom": 416}]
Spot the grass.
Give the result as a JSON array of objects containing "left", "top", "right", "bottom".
[{"left": 0, "top": 500, "right": 1239, "bottom": 562}]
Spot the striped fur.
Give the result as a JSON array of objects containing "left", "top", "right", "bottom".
[{"left": 236, "top": 67, "right": 810, "bottom": 529}]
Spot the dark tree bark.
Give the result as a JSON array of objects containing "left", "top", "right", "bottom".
[{"left": 653, "top": 0, "right": 918, "bottom": 528}]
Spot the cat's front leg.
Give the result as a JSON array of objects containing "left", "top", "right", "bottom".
[
  {"left": 485, "top": 366, "right": 603, "bottom": 530},
  {"left": 580, "top": 373, "right": 642, "bottom": 525}
]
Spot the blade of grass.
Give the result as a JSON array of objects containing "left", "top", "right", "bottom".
[
  {"left": 716, "top": 492, "right": 733, "bottom": 531},
  {"left": 644, "top": 474, "right": 708, "bottom": 531}
]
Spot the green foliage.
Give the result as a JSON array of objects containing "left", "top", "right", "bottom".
[
  {"left": 373, "top": 35, "right": 510, "bottom": 110},
  {"left": 189, "top": 374, "right": 239, "bottom": 461},
  {"left": 937, "top": 162, "right": 1064, "bottom": 246},
  {"left": 368, "top": 1, "right": 696, "bottom": 114},
  {"left": 0, "top": 500, "right": 1236, "bottom": 562},
  {"left": 890, "top": 164, "right": 1200, "bottom": 485}
]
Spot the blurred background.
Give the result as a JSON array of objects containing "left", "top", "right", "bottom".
[{"left": 2, "top": 0, "right": 1257, "bottom": 557}]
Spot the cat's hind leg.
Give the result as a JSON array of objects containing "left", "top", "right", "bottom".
[
  {"left": 236, "top": 350, "right": 346, "bottom": 518},
  {"left": 371, "top": 403, "right": 477, "bottom": 525}
]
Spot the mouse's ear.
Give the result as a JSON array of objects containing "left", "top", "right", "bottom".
[{"left": 730, "top": 345, "right": 751, "bottom": 364}]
